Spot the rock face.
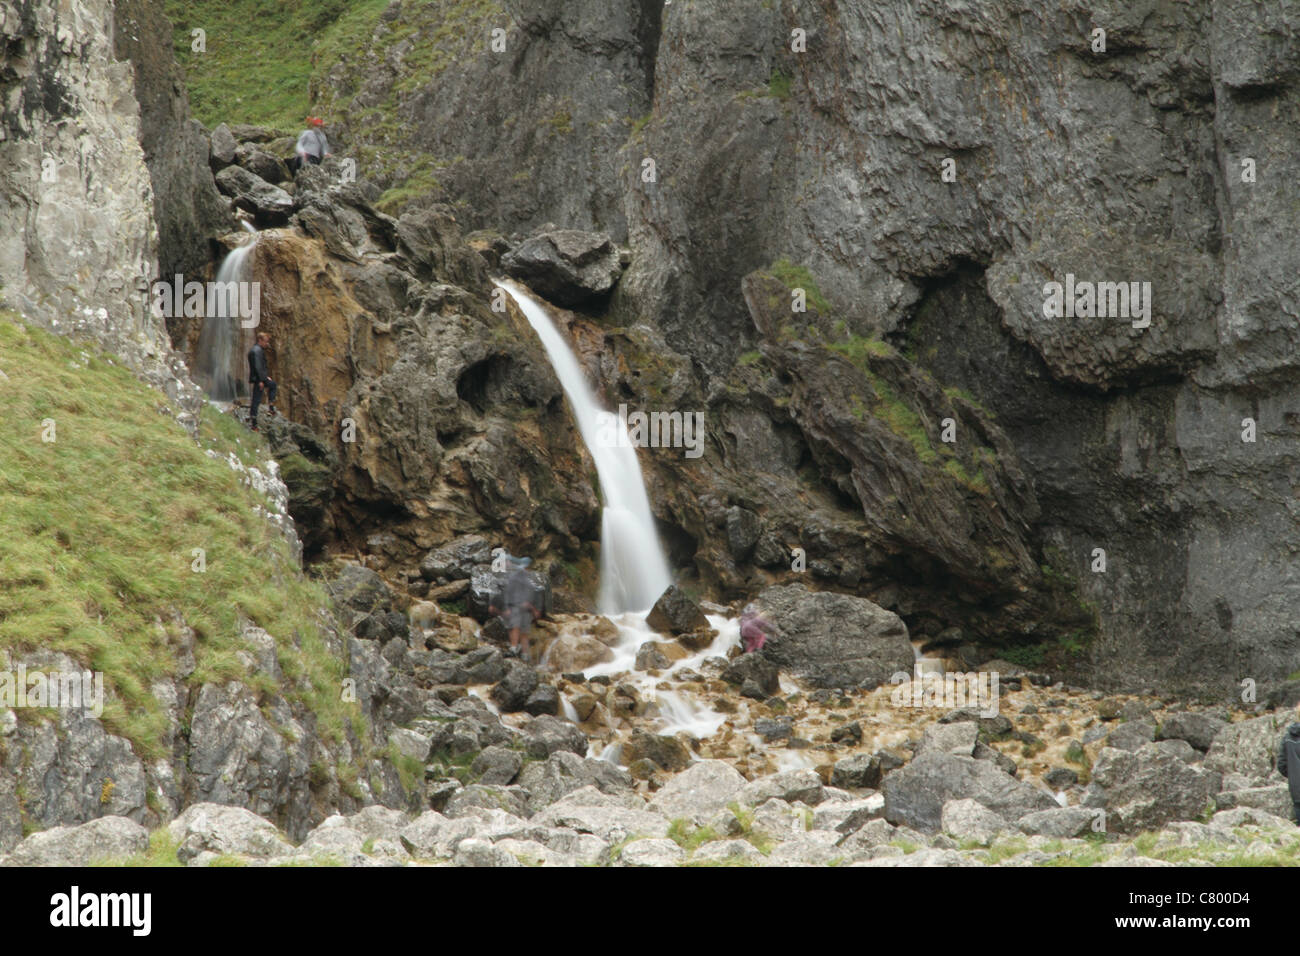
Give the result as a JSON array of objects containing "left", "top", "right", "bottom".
[
  {"left": 112, "top": 0, "right": 232, "bottom": 281},
  {"left": 0, "top": 0, "right": 203, "bottom": 429},
  {"left": 756, "top": 585, "right": 914, "bottom": 689},
  {"left": 295, "top": 0, "right": 1300, "bottom": 693}
]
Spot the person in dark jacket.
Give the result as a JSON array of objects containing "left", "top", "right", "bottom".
[
  {"left": 1278, "top": 705, "right": 1300, "bottom": 824},
  {"left": 247, "top": 331, "right": 277, "bottom": 431},
  {"left": 488, "top": 555, "right": 539, "bottom": 661}
]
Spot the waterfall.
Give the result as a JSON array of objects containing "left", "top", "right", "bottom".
[
  {"left": 495, "top": 279, "right": 672, "bottom": 613},
  {"left": 195, "top": 234, "right": 257, "bottom": 402}
]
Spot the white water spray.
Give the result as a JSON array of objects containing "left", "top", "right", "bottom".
[
  {"left": 195, "top": 235, "right": 257, "bottom": 401},
  {"left": 495, "top": 279, "right": 672, "bottom": 613}
]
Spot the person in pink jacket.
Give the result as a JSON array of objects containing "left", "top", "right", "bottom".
[{"left": 739, "top": 603, "right": 773, "bottom": 653}]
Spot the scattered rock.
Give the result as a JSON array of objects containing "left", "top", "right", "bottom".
[{"left": 646, "top": 586, "right": 710, "bottom": 635}]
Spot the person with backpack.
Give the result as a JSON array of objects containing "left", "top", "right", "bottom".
[
  {"left": 488, "top": 555, "right": 540, "bottom": 661},
  {"left": 1277, "top": 704, "right": 1300, "bottom": 824}
]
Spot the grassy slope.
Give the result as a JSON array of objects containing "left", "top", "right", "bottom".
[
  {"left": 165, "top": 0, "right": 504, "bottom": 210},
  {"left": 163, "top": 0, "right": 390, "bottom": 130},
  {"left": 0, "top": 314, "right": 361, "bottom": 759}
]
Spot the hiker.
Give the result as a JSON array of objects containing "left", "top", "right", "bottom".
[
  {"left": 739, "top": 602, "right": 773, "bottom": 654},
  {"left": 488, "top": 555, "right": 540, "bottom": 661},
  {"left": 247, "top": 331, "right": 277, "bottom": 431},
  {"left": 1278, "top": 704, "right": 1300, "bottom": 824},
  {"left": 289, "top": 117, "right": 331, "bottom": 172}
]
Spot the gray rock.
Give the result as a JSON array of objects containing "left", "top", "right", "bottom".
[
  {"left": 1106, "top": 721, "right": 1156, "bottom": 752},
  {"left": 516, "top": 750, "right": 635, "bottom": 814},
  {"left": 1091, "top": 745, "right": 1222, "bottom": 834},
  {"left": 725, "top": 506, "right": 763, "bottom": 561},
  {"left": 522, "top": 715, "right": 588, "bottom": 760},
  {"left": 691, "top": 839, "right": 764, "bottom": 865},
  {"left": 471, "top": 746, "right": 524, "bottom": 786},
  {"left": 214, "top": 165, "right": 294, "bottom": 223},
  {"left": 812, "top": 796, "right": 884, "bottom": 833},
  {"left": 234, "top": 142, "right": 289, "bottom": 184},
  {"left": 882, "top": 753, "right": 1057, "bottom": 833},
  {"left": 7, "top": 817, "right": 149, "bottom": 866},
  {"left": 648, "top": 759, "right": 747, "bottom": 825},
  {"left": 1205, "top": 712, "right": 1293, "bottom": 780},
  {"left": 533, "top": 801, "right": 669, "bottom": 843},
  {"left": 491, "top": 660, "right": 540, "bottom": 712},
  {"left": 720, "top": 654, "right": 780, "bottom": 697},
  {"left": 419, "top": 535, "right": 493, "bottom": 581},
  {"left": 918, "top": 722, "right": 978, "bottom": 757},
  {"left": 210, "top": 123, "right": 238, "bottom": 167},
  {"left": 523, "top": 682, "right": 560, "bottom": 717},
  {"left": 167, "top": 803, "right": 294, "bottom": 863},
  {"left": 619, "top": 837, "right": 686, "bottom": 867},
  {"left": 737, "top": 769, "right": 824, "bottom": 807},
  {"left": 755, "top": 585, "right": 913, "bottom": 688},
  {"left": 444, "top": 785, "right": 530, "bottom": 819},
  {"left": 501, "top": 229, "right": 623, "bottom": 306},
  {"left": 940, "top": 799, "right": 1008, "bottom": 845},
  {"left": 1016, "top": 807, "right": 1101, "bottom": 839},
  {"left": 1214, "top": 784, "right": 1292, "bottom": 818},
  {"left": 646, "top": 585, "right": 710, "bottom": 635},
  {"left": 453, "top": 837, "right": 523, "bottom": 867},
  {"left": 1149, "top": 739, "right": 1200, "bottom": 764},
  {"left": 1158, "top": 712, "right": 1228, "bottom": 752},
  {"left": 831, "top": 754, "right": 882, "bottom": 790}
]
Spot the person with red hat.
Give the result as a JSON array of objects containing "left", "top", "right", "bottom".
[{"left": 290, "top": 116, "right": 331, "bottom": 173}]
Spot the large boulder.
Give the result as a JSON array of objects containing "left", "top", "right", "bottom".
[
  {"left": 1089, "top": 744, "right": 1222, "bottom": 835},
  {"left": 940, "top": 798, "right": 1008, "bottom": 845},
  {"left": 214, "top": 164, "right": 294, "bottom": 223},
  {"left": 1204, "top": 711, "right": 1293, "bottom": 779},
  {"left": 491, "top": 660, "right": 540, "bottom": 713},
  {"left": 1158, "top": 711, "right": 1228, "bottom": 752},
  {"left": 7, "top": 816, "right": 149, "bottom": 866},
  {"left": 646, "top": 585, "right": 709, "bottom": 635},
  {"left": 881, "top": 752, "right": 1056, "bottom": 833},
  {"left": 420, "top": 535, "right": 494, "bottom": 582},
  {"left": 501, "top": 229, "right": 623, "bottom": 306},
  {"left": 755, "top": 584, "right": 914, "bottom": 688},
  {"left": 623, "top": 731, "right": 691, "bottom": 773},
  {"left": 167, "top": 803, "right": 294, "bottom": 863},
  {"left": 647, "top": 760, "right": 747, "bottom": 825},
  {"left": 522, "top": 716, "right": 588, "bottom": 759},
  {"left": 516, "top": 751, "right": 634, "bottom": 814}
]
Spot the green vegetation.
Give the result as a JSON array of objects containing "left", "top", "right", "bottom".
[
  {"left": 163, "top": 0, "right": 387, "bottom": 129},
  {"left": 767, "top": 259, "right": 832, "bottom": 314},
  {"left": 667, "top": 818, "right": 721, "bottom": 853},
  {"left": 767, "top": 68, "right": 793, "bottom": 100},
  {"left": 0, "top": 315, "right": 362, "bottom": 764},
  {"left": 91, "top": 829, "right": 182, "bottom": 867}
]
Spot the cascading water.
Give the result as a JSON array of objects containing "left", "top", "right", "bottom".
[
  {"left": 195, "top": 227, "right": 257, "bottom": 401},
  {"left": 495, "top": 279, "right": 741, "bottom": 760},
  {"left": 495, "top": 279, "right": 671, "bottom": 613}
]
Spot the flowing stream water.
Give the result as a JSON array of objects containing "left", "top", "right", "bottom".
[{"left": 195, "top": 225, "right": 258, "bottom": 401}]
